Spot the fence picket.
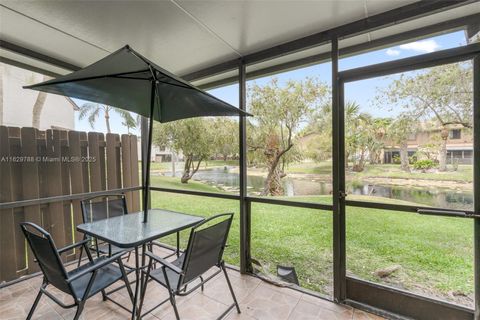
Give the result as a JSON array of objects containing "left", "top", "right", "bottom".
[
  {"left": 0, "top": 127, "right": 18, "bottom": 281},
  {"left": 130, "top": 135, "right": 141, "bottom": 211},
  {"left": 45, "top": 130, "right": 67, "bottom": 258},
  {"left": 106, "top": 133, "right": 122, "bottom": 190},
  {"left": 68, "top": 131, "right": 86, "bottom": 248},
  {"left": 0, "top": 126, "right": 139, "bottom": 283},
  {"left": 20, "top": 127, "right": 41, "bottom": 273}
]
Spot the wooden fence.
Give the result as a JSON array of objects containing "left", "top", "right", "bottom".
[{"left": 0, "top": 126, "right": 141, "bottom": 283}]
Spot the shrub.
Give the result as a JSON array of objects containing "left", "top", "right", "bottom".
[
  {"left": 413, "top": 159, "right": 437, "bottom": 170},
  {"left": 392, "top": 154, "right": 401, "bottom": 164}
]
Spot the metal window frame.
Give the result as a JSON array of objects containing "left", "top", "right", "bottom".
[
  {"left": 1, "top": 2, "right": 480, "bottom": 319},
  {"left": 181, "top": 0, "right": 475, "bottom": 84},
  {"left": 335, "top": 42, "right": 480, "bottom": 320}
]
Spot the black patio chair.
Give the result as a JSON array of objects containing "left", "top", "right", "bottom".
[
  {"left": 20, "top": 222, "right": 134, "bottom": 320},
  {"left": 138, "top": 213, "right": 240, "bottom": 320},
  {"left": 79, "top": 193, "right": 132, "bottom": 264}
]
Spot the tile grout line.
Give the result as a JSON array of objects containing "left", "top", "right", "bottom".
[{"left": 286, "top": 292, "right": 303, "bottom": 320}]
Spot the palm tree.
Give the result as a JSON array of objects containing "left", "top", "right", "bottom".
[
  {"left": 344, "top": 102, "right": 370, "bottom": 171},
  {"left": 78, "top": 102, "right": 137, "bottom": 133},
  {"left": 31, "top": 75, "right": 49, "bottom": 129},
  {"left": 388, "top": 115, "right": 417, "bottom": 172}
]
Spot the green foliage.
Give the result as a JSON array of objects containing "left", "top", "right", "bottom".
[
  {"left": 413, "top": 159, "right": 437, "bottom": 170},
  {"left": 308, "top": 101, "right": 387, "bottom": 171},
  {"left": 212, "top": 118, "right": 238, "bottom": 160},
  {"left": 377, "top": 62, "right": 473, "bottom": 171},
  {"left": 378, "top": 62, "right": 473, "bottom": 128},
  {"left": 247, "top": 77, "right": 329, "bottom": 194},
  {"left": 392, "top": 154, "right": 401, "bottom": 164},
  {"left": 78, "top": 102, "right": 137, "bottom": 133},
  {"left": 153, "top": 118, "right": 215, "bottom": 160},
  {"left": 343, "top": 102, "right": 373, "bottom": 171},
  {"left": 153, "top": 118, "right": 217, "bottom": 182}
]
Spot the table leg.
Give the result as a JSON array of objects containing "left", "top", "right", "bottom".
[
  {"left": 176, "top": 231, "right": 180, "bottom": 257},
  {"left": 131, "top": 246, "right": 139, "bottom": 320},
  {"left": 140, "top": 243, "right": 146, "bottom": 300}
]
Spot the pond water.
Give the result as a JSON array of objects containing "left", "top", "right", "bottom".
[{"left": 164, "top": 167, "right": 473, "bottom": 210}]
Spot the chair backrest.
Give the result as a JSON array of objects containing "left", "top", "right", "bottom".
[
  {"left": 20, "top": 222, "right": 72, "bottom": 295},
  {"left": 180, "top": 213, "right": 233, "bottom": 286},
  {"left": 80, "top": 193, "right": 127, "bottom": 223}
]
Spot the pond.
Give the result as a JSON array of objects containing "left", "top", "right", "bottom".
[{"left": 164, "top": 167, "right": 474, "bottom": 210}]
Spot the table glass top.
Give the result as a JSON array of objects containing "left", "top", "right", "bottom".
[{"left": 77, "top": 209, "right": 204, "bottom": 247}]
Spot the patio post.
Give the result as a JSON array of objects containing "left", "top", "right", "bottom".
[
  {"left": 143, "top": 79, "right": 157, "bottom": 223},
  {"left": 141, "top": 116, "right": 149, "bottom": 206},
  {"left": 473, "top": 54, "right": 479, "bottom": 320},
  {"left": 332, "top": 37, "right": 347, "bottom": 302},
  {"left": 238, "top": 59, "right": 251, "bottom": 273}
]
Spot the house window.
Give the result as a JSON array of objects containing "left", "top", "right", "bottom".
[{"left": 449, "top": 129, "right": 461, "bottom": 139}]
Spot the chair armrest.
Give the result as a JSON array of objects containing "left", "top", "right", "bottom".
[
  {"left": 58, "top": 239, "right": 89, "bottom": 254},
  {"left": 145, "top": 252, "right": 183, "bottom": 274},
  {"left": 66, "top": 251, "right": 125, "bottom": 283}
]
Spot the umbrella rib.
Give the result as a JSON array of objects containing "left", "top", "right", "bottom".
[
  {"left": 112, "top": 75, "right": 151, "bottom": 81},
  {"left": 156, "top": 79, "right": 192, "bottom": 90},
  {"left": 25, "top": 69, "right": 151, "bottom": 88}
]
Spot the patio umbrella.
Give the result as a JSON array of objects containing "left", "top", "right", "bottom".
[{"left": 24, "top": 45, "right": 250, "bottom": 222}]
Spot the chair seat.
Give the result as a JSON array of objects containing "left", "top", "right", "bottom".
[
  {"left": 69, "top": 257, "right": 123, "bottom": 299},
  {"left": 149, "top": 254, "right": 185, "bottom": 290}
]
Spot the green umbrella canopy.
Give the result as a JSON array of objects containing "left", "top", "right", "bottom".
[
  {"left": 24, "top": 45, "right": 250, "bottom": 223},
  {"left": 24, "top": 45, "right": 250, "bottom": 122}
]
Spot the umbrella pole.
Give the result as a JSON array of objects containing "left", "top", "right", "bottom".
[{"left": 143, "top": 80, "right": 156, "bottom": 223}]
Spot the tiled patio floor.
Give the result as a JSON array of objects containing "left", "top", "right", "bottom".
[{"left": 0, "top": 250, "right": 384, "bottom": 320}]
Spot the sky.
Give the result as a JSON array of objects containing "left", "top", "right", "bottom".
[{"left": 74, "top": 30, "right": 467, "bottom": 135}]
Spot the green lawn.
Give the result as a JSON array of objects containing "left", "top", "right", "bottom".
[
  {"left": 150, "top": 175, "right": 226, "bottom": 193},
  {"left": 285, "top": 161, "right": 472, "bottom": 183},
  {"left": 149, "top": 160, "right": 238, "bottom": 172},
  {"left": 149, "top": 177, "right": 474, "bottom": 307},
  {"left": 286, "top": 161, "right": 333, "bottom": 175},
  {"left": 356, "top": 163, "right": 473, "bottom": 183}
]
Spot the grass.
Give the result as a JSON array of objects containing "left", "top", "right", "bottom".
[
  {"left": 285, "top": 161, "right": 333, "bottom": 175},
  {"left": 285, "top": 161, "right": 473, "bottom": 183},
  {"left": 150, "top": 175, "right": 226, "bottom": 193},
  {"left": 356, "top": 164, "right": 473, "bottom": 183},
  {"left": 149, "top": 177, "right": 474, "bottom": 307},
  {"left": 149, "top": 160, "right": 238, "bottom": 172}
]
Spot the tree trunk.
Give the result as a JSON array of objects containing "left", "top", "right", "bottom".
[
  {"left": 181, "top": 156, "right": 192, "bottom": 183},
  {"left": 260, "top": 155, "right": 283, "bottom": 196},
  {"left": 352, "top": 150, "right": 365, "bottom": 172},
  {"left": 260, "top": 133, "right": 286, "bottom": 196},
  {"left": 439, "top": 137, "right": 448, "bottom": 171},
  {"left": 438, "top": 127, "right": 448, "bottom": 172},
  {"left": 171, "top": 151, "right": 176, "bottom": 177},
  {"left": 400, "top": 141, "right": 410, "bottom": 172},
  {"left": 32, "top": 75, "right": 49, "bottom": 129},
  {"left": 105, "top": 111, "right": 111, "bottom": 133},
  {"left": 181, "top": 155, "right": 202, "bottom": 183}
]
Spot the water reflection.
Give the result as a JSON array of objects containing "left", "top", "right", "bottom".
[{"left": 162, "top": 167, "right": 473, "bottom": 210}]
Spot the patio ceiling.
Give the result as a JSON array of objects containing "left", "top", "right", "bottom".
[{"left": 0, "top": 0, "right": 479, "bottom": 88}]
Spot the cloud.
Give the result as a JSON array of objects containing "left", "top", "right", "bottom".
[
  {"left": 386, "top": 48, "right": 400, "bottom": 56},
  {"left": 399, "top": 40, "right": 440, "bottom": 53}
]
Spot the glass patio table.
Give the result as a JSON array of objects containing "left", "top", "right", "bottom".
[{"left": 77, "top": 208, "right": 205, "bottom": 319}]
